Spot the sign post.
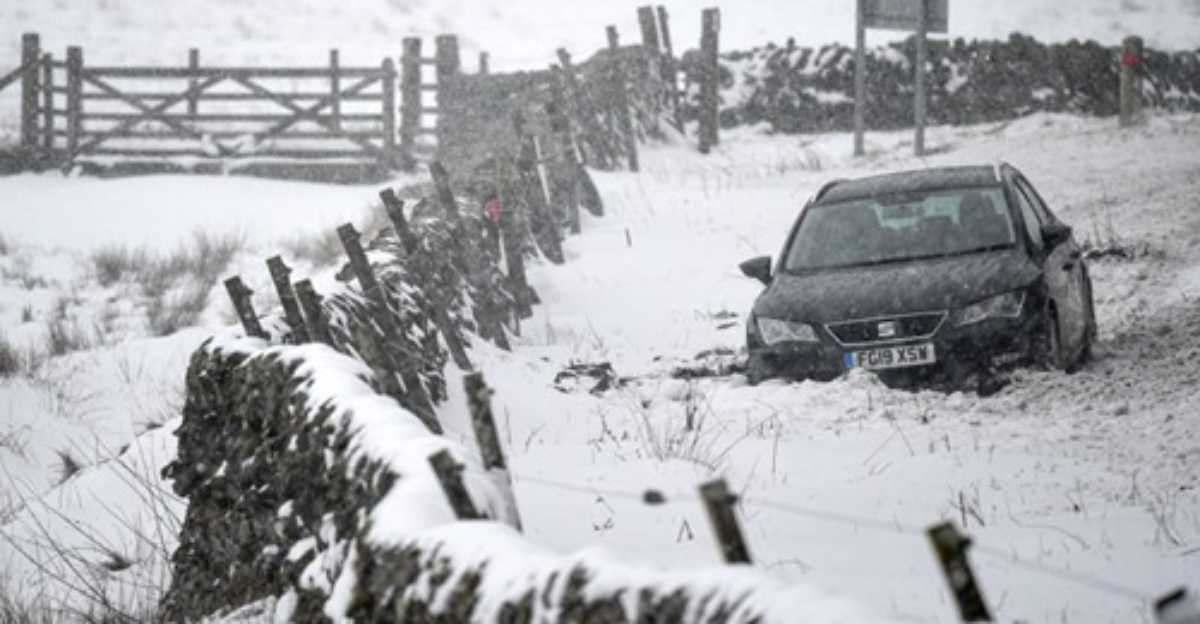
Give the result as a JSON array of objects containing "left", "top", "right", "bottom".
[
  {"left": 855, "top": 0, "right": 948, "bottom": 157},
  {"left": 854, "top": 0, "right": 866, "bottom": 157}
]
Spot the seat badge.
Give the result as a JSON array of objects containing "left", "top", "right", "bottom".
[{"left": 877, "top": 321, "right": 897, "bottom": 338}]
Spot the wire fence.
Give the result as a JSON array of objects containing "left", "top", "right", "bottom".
[{"left": 509, "top": 471, "right": 1160, "bottom": 607}]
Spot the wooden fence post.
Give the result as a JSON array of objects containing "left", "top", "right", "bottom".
[
  {"left": 428, "top": 449, "right": 481, "bottom": 520},
  {"left": 556, "top": 48, "right": 613, "bottom": 170},
  {"left": 41, "top": 53, "right": 53, "bottom": 152},
  {"left": 698, "top": 8, "right": 721, "bottom": 154},
  {"left": 606, "top": 26, "right": 640, "bottom": 173},
  {"left": 266, "top": 256, "right": 310, "bottom": 344},
  {"left": 378, "top": 184, "right": 473, "bottom": 371},
  {"left": 513, "top": 112, "right": 565, "bottom": 263},
  {"left": 1120, "top": 35, "right": 1144, "bottom": 127},
  {"left": 435, "top": 34, "right": 460, "bottom": 84},
  {"left": 478, "top": 51, "right": 490, "bottom": 75},
  {"left": 293, "top": 279, "right": 335, "bottom": 347},
  {"left": 545, "top": 99, "right": 582, "bottom": 235},
  {"left": 638, "top": 6, "right": 661, "bottom": 52},
  {"left": 399, "top": 37, "right": 422, "bottom": 171},
  {"left": 699, "top": 479, "right": 751, "bottom": 563},
  {"left": 464, "top": 372, "right": 522, "bottom": 530},
  {"left": 381, "top": 57, "right": 398, "bottom": 167},
  {"left": 187, "top": 48, "right": 199, "bottom": 121},
  {"left": 927, "top": 522, "right": 992, "bottom": 622},
  {"left": 496, "top": 158, "right": 534, "bottom": 320},
  {"left": 223, "top": 276, "right": 267, "bottom": 339},
  {"left": 657, "top": 5, "right": 684, "bottom": 131},
  {"left": 20, "top": 33, "right": 40, "bottom": 151},
  {"left": 379, "top": 189, "right": 419, "bottom": 254},
  {"left": 429, "top": 161, "right": 461, "bottom": 221},
  {"left": 329, "top": 49, "right": 341, "bottom": 131},
  {"left": 337, "top": 223, "right": 439, "bottom": 432},
  {"left": 65, "top": 46, "right": 82, "bottom": 158}
]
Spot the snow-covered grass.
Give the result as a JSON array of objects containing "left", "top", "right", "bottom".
[{"left": 2, "top": 111, "right": 1199, "bottom": 621}]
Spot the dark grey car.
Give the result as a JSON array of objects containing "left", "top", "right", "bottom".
[{"left": 739, "top": 163, "right": 1096, "bottom": 388}]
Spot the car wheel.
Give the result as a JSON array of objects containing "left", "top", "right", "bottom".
[
  {"left": 745, "top": 355, "right": 773, "bottom": 385},
  {"left": 1079, "top": 271, "right": 1097, "bottom": 364},
  {"left": 1036, "top": 306, "right": 1072, "bottom": 371}
]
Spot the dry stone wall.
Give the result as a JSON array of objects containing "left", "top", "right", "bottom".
[{"left": 686, "top": 34, "right": 1200, "bottom": 134}]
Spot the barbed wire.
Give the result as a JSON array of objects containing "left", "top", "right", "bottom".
[{"left": 509, "top": 471, "right": 1158, "bottom": 604}]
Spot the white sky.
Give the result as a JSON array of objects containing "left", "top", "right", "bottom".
[{"left": 1, "top": 0, "right": 1197, "bottom": 72}]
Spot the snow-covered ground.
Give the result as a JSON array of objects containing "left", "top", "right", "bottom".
[{"left": 2, "top": 111, "right": 1198, "bottom": 621}]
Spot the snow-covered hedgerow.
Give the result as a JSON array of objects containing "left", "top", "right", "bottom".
[{"left": 680, "top": 33, "right": 1200, "bottom": 134}]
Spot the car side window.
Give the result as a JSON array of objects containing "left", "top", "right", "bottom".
[
  {"left": 1015, "top": 176, "right": 1056, "bottom": 225},
  {"left": 1011, "top": 184, "right": 1044, "bottom": 253}
]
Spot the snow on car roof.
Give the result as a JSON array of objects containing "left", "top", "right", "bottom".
[{"left": 818, "top": 165, "right": 1001, "bottom": 204}]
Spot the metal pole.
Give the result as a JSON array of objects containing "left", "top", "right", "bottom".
[
  {"left": 854, "top": 0, "right": 866, "bottom": 157},
  {"left": 915, "top": 0, "right": 928, "bottom": 157}
]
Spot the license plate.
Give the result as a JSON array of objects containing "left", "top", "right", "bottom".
[{"left": 844, "top": 343, "right": 937, "bottom": 370}]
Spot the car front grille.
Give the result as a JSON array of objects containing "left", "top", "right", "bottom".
[{"left": 825, "top": 311, "right": 947, "bottom": 346}]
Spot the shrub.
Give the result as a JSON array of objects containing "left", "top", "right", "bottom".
[{"left": 90, "top": 244, "right": 147, "bottom": 287}]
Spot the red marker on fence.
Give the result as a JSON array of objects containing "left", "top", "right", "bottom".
[{"left": 485, "top": 197, "right": 503, "bottom": 221}]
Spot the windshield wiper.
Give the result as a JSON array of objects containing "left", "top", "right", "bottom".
[{"left": 789, "top": 243, "right": 1013, "bottom": 272}]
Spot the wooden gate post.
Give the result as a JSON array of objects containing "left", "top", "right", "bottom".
[
  {"left": 65, "top": 46, "right": 82, "bottom": 158},
  {"left": 266, "top": 256, "right": 310, "bottom": 344},
  {"left": 399, "top": 37, "right": 422, "bottom": 171},
  {"left": 187, "top": 48, "right": 199, "bottom": 121},
  {"left": 478, "top": 52, "right": 490, "bottom": 75},
  {"left": 20, "top": 33, "right": 40, "bottom": 150},
  {"left": 1120, "top": 35, "right": 1144, "bottom": 128},
  {"left": 927, "top": 522, "right": 992, "bottom": 622},
  {"left": 41, "top": 53, "right": 53, "bottom": 152},
  {"left": 606, "top": 26, "right": 640, "bottom": 172},
  {"left": 638, "top": 6, "right": 661, "bottom": 53},
  {"left": 698, "top": 8, "right": 721, "bottom": 154},
  {"left": 223, "top": 276, "right": 267, "bottom": 339},
  {"left": 699, "top": 479, "right": 751, "bottom": 563},
  {"left": 382, "top": 57, "right": 398, "bottom": 166}
]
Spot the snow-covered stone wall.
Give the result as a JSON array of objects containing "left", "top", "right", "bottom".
[{"left": 682, "top": 34, "right": 1200, "bottom": 134}]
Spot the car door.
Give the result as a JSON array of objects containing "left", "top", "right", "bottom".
[{"left": 1012, "top": 175, "right": 1087, "bottom": 354}]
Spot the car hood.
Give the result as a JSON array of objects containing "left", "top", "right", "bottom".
[{"left": 753, "top": 250, "right": 1042, "bottom": 323}]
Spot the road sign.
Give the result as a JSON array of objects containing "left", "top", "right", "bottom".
[
  {"left": 855, "top": 0, "right": 946, "bottom": 158},
  {"left": 863, "top": 0, "right": 948, "bottom": 34}
]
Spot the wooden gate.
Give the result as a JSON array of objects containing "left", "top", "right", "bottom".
[{"left": 40, "top": 46, "right": 399, "bottom": 167}]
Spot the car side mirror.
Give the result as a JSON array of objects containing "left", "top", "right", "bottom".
[
  {"left": 739, "top": 256, "right": 772, "bottom": 286},
  {"left": 1041, "top": 222, "right": 1073, "bottom": 248}
]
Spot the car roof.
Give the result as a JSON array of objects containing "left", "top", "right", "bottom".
[{"left": 816, "top": 165, "right": 1002, "bottom": 204}]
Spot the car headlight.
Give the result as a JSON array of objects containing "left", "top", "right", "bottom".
[
  {"left": 954, "top": 291, "right": 1026, "bottom": 326},
  {"left": 757, "top": 317, "right": 820, "bottom": 344}
]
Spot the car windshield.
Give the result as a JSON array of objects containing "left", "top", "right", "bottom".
[{"left": 783, "top": 186, "right": 1016, "bottom": 272}]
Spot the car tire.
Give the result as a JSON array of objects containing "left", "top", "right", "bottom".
[
  {"left": 745, "top": 355, "right": 773, "bottom": 386},
  {"left": 1036, "top": 306, "right": 1072, "bottom": 371},
  {"left": 1079, "top": 270, "right": 1097, "bottom": 364}
]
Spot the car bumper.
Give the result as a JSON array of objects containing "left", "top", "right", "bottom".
[{"left": 748, "top": 315, "right": 1038, "bottom": 384}]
